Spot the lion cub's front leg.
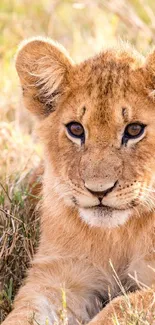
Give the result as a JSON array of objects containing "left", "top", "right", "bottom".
[
  {"left": 1, "top": 284, "right": 59, "bottom": 325},
  {"left": 1, "top": 285, "right": 83, "bottom": 325},
  {"left": 88, "top": 289, "right": 155, "bottom": 325},
  {"left": 2, "top": 289, "right": 79, "bottom": 325},
  {"left": 1, "top": 261, "right": 95, "bottom": 325}
]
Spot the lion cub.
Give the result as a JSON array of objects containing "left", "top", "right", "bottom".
[{"left": 3, "top": 37, "right": 155, "bottom": 324}]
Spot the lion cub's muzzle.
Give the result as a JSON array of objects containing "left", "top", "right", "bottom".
[{"left": 85, "top": 180, "right": 118, "bottom": 202}]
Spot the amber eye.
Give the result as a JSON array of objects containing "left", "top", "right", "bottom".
[
  {"left": 122, "top": 123, "right": 146, "bottom": 144},
  {"left": 66, "top": 122, "right": 85, "bottom": 141}
]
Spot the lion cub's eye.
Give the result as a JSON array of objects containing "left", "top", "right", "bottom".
[
  {"left": 66, "top": 122, "right": 85, "bottom": 141},
  {"left": 122, "top": 123, "right": 146, "bottom": 145},
  {"left": 125, "top": 123, "right": 145, "bottom": 138}
]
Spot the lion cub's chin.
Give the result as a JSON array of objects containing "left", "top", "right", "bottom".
[{"left": 79, "top": 206, "right": 132, "bottom": 228}]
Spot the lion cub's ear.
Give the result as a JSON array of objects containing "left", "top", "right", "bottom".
[{"left": 16, "top": 37, "right": 74, "bottom": 118}]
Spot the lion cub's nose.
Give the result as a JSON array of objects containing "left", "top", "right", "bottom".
[{"left": 85, "top": 181, "right": 117, "bottom": 198}]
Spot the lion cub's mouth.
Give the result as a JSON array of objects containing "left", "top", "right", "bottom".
[
  {"left": 89, "top": 204, "right": 113, "bottom": 213},
  {"left": 86, "top": 204, "right": 126, "bottom": 212},
  {"left": 79, "top": 204, "right": 132, "bottom": 228},
  {"left": 88, "top": 205, "right": 114, "bottom": 216},
  {"left": 73, "top": 195, "right": 132, "bottom": 227}
]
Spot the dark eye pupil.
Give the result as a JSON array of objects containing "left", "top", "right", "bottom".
[
  {"left": 122, "top": 123, "right": 145, "bottom": 145},
  {"left": 70, "top": 124, "right": 83, "bottom": 136},
  {"left": 126, "top": 124, "right": 142, "bottom": 137},
  {"left": 66, "top": 122, "right": 84, "bottom": 140}
]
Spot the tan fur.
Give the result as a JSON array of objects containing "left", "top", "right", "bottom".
[{"left": 3, "top": 37, "right": 155, "bottom": 324}]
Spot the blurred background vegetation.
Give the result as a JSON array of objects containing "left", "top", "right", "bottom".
[
  {"left": 1, "top": 0, "right": 155, "bottom": 124},
  {"left": 1, "top": 0, "right": 155, "bottom": 323}
]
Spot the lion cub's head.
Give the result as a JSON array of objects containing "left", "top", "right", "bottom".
[{"left": 16, "top": 37, "right": 155, "bottom": 228}]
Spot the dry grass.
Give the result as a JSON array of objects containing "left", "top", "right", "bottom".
[
  {"left": 0, "top": 122, "right": 41, "bottom": 322},
  {"left": 1, "top": 0, "right": 155, "bottom": 323},
  {"left": 107, "top": 262, "right": 155, "bottom": 324},
  {"left": 111, "top": 296, "right": 155, "bottom": 325}
]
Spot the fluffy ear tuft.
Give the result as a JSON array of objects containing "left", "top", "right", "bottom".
[
  {"left": 15, "top": 37, "right": 74, "bottom": 118},
  {"left": 145, "top": 48, "right": 155, "bottom": 75}
]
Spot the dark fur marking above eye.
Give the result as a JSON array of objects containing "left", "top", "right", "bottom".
[
  {"left": 79, "top": 106, "right": 87, "bottom": 119},
  {"left": 122, "top": 107, "right": 129, "bottom": 122},
  {"left": 122, "top": 107, "right": 126, "bottom": 117},
  {"left": 83, "top": 106, "right": 86, "bottom": 114}
]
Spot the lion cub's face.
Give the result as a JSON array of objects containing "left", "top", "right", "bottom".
[{"left": 16, "top": 38, "right": 155, "bottom": 227}]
